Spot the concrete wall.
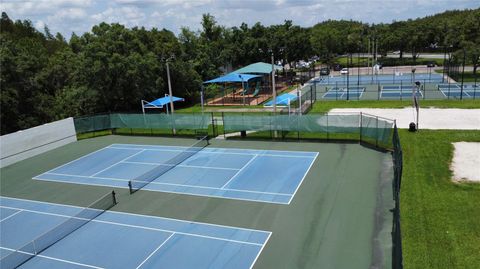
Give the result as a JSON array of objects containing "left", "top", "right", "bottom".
[{"left": 0, "top": 118, "right": 77, "bottom": 168}]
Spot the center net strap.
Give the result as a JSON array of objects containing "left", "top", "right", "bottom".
[
  {"left": 128, "top": 136, "right": 209, "bottom": 194},
  {"left": 0, "top": 191, "right": 117, "bottom": 269}
]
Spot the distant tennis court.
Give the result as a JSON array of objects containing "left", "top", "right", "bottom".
[
  {"left": 438, "top": 83, "right": 479, "bottom": 98},
  {"left": 34, "top": 144, "right": 317, "bottom": 204},
  {"left": 381, "top": 85, "right": 422, "bottom": 98},
  {"left": 322, "top": 87, "right": 365, "bottom": 99},
  {"left": 0, "top": 196, "right": 270, "bottom": 269}
]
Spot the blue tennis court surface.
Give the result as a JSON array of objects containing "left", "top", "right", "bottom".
[
  {"left": 438, "top": 83, "right": 479, "bottom": 98},
  {"left": 34, "top": 144, "right": 318, "bottom": 204},
  {"left": 315, "top": 73, "right": 443, "bottom": 85},
  {"left": 380, "top": 85, "right": 422, "bottom": 98},
  {"left": 322, "top": 87, "right": 364, "bottom": 99},
  {"left": 0, "top": 196, "right": 270, "bottom": 269}
]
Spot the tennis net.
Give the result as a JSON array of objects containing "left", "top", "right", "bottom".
[
  {"left": 128, "top": 136, "right": 209, "bottom": 194},
  {"left": 0, "top": 191, "right": 117, "bottom": 269}
]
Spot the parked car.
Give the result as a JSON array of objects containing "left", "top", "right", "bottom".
[
  {"left": 427, "top": 61, "right": 435, "bottom": 67},
  {"left": 392, "top": 50, "right": 401, "bottom": 54},
  {"left": 340, "top": 68, "right": 349, "bottom": 75},
  {"left": 320, "top": 67, "right": 330, "bottom": 76}
]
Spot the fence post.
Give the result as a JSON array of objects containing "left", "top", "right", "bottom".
[
  {"left": 359, "top": 112, "right": 363, "bottom": 143},
  {"left": 400, "top": 81, "right": 403, "bottom": 101},
  {"left": 91, "top": 115, "right": 96, "bottom": 138},
  {"left": 326, "top": 113, "right": 329, "bottom": 140},
  {"left": 270, "top": 112, "right": 273, "bottom": 139},
  {"left": 377, "top": 83, "right": 380, "bottom": 100},
  {"left": 222, "top": 112, "right": 226, "bottom": 139},
  {"left": 210, "top": 112, "right": 215, "bottom": 137},
  {"left": 376, "top": 116, "right": 379, "bottom": 148}
]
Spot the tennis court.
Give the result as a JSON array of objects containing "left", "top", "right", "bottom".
[
  {"left": 315, "top": 73, "right": 443, "bottom": 85},
  {"left": 33, "top": 143, "right": 317, "bottom": 204},
  {"left": 1, "top": 132, "right": 396, "bottom": 269},
  {"left": 322, "top": 87, "right": 365, "bottom": 99},
  {"left": 380, "top": 85, "right": 423, "bottom": 99},
  {"left": 0, "top": 196, "right": 270, "bottom": 269},
  {"left": 438, "top": 83, "right": 479, "bottom": 98}
]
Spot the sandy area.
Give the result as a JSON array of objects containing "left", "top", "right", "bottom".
[
  {"left": 451, "top": 142, "right": 480, "bottom": 182},
  {"left": 330, "top": 108, "right": 480, "bottom": 130}
]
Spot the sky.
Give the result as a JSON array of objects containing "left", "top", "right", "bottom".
[{"left": 1, "top": 0, "right": 478, "bottom": 38}]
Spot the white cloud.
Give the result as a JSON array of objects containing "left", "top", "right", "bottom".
[
  {"left": 91, "top": 6, "right": 145, "bottom": 26},
  {"left": 34, "top": 20, "right": 45, "bottom": 30},
  {"left": 50, "top": 8, "right": 87, "bottom": 21},
  {"left": 1, "top": 0, "right": 478, "bottom": 38}
]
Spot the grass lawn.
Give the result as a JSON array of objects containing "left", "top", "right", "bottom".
[
  {"left": 310, "top": 100, "right": 480, "bottom": 112},
  {"left": 399, "top": 129, "right": 480, "bottom": 268}
]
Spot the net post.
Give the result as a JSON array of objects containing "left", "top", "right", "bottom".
[
  {"left": 128, "top": 181, "right": 133, "bottom": 194},
  {"left": 112, "top": 190, "right": 117, "bottom": 205}
]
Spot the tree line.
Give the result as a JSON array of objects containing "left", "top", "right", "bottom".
[{"left": 1, "top": 9, "right": 479, "bottom": 134}]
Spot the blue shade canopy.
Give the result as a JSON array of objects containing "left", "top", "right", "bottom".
[
  {"left": 203, "top": 72, "right": 261, "bottom": 84},
  {"left": 144, "top": 96, "right": 184, "bottom": 107},
  {"left": 264, "top": 93, "right": 298, "bottom": 106}
]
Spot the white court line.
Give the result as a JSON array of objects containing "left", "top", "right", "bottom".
[
  {"left": 34, "top": 178, "right": 291, "bottom": 205},
  {"left": 110, "top": 143, "right": 318, "bottom": 155},
  {"left": 121, "top": 160, "right": 240, "bottom": 171},
  {"left": 135, "top": 233, "right": 175, "bottom": 269},
  {"left": 248, "top": 232, "right": 272, "bottom": 269},
  {"left": 37, "top": 172, "right": 292, "bottom": 196},
  {"left": 439, "top": 89, "right": 471, "bottom": 98},
  {"left": 0, "top": 205, "right": 264, "bottom": 247},
  {"left": 286, "top": 152, "right": 319, "bottom": 205},
  {"left": 0, "top": 209, "right": 23, "bottom": 223},
  {"left": 108, "top": 146, "right": 315, "bottom": 159},
  {"left": 90, "top": 149, "right": 146, "bottom": 177},
  {"left": 46, "top": 146, "right": 112, "bottom": 172},
  {"left": 32, "top": 177, "right": 291, "bottom": 205},
  {"left": 0, "top": 246, "right": 104, "bottom": 269},
  {"left": 0, "top": 196, "right": 272, "bottom": 234},
  {"left": 221, "top": 154, "right": 258, "bottom": 189}
]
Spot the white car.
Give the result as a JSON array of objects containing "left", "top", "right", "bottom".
[{"left": 340, "top": 68, "right": 349, "bottom": 75}]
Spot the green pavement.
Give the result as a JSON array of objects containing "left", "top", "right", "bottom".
[{"left": 0, "top": 135, "right": 394, "bottom": 269}]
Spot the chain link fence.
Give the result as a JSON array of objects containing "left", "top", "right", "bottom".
[{"left": 73, "top": 111, "right": 403, "bottom": 268}]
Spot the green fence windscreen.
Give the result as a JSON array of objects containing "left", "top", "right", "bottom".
[
  {"left": 74, "top": 113, "right": 211, "bottom": 134},
  {"left": 74, "top": 114, "right": 111, "bottom": 134},
  {"left": 223, "top": 113, "right": 392, "bottom": 145},
  {"left": 110, "top": 113, "right": 210, "bottom": 130}
]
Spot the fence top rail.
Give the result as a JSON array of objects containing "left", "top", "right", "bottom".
[{"left": 360, "top": 112, "right": 396, "bottom": 123}]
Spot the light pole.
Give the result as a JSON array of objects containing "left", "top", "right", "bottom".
[
  {"left": 460, "top": 48, "right": 466, "bottom": 100},
  {"left": 271, "top": 51, "right": 277, "bottom": 114},
  {"left": 164, "top": 55, "right": 176, "bottom": 134},
  {"left": 165, "top": 56, "right": 175, "bottom": 115}
]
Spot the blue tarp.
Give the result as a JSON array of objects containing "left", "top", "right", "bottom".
[
  {"left": 144, "top": 96, "right": 184, "bottom": 107},
  {"left": 203, "top": 72, "right": 261, "bottom": 84},
  {"left": 264, "top": 93, "right": 298, "bottom": 106}
]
